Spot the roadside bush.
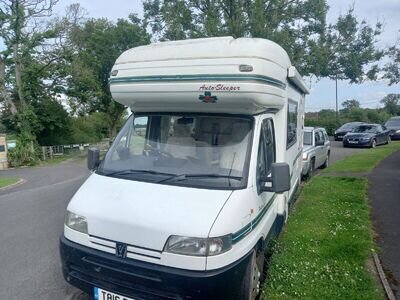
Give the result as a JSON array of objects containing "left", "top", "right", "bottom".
[{"left": 7, "top": 133, "right": 39, "bottom": 167}]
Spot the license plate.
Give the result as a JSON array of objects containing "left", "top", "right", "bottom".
[
  {"left": 348, "top": 141, "right": 358, "bottom": 144},
  {"left": 94, "top": 287, "right": 136, "bottom": 300}
]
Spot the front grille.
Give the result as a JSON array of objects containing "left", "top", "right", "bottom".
[{"left": 88, "top": 235, "right": 162, "bottom": 261}]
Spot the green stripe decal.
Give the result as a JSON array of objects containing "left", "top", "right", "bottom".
[
  {"left": 109, "top": 74, "right": 286, "bottom": 90},
  {"left": 232, "top": 194, "right": 277, "bottom": 243}
]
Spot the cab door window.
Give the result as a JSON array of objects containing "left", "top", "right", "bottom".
[{"left": 257, "top": 119, "right": 276, "bottom": 187}]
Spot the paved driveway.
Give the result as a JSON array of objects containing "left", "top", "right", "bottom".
[{"left": 0, "top": 142, "right": 365, "bottom": 300}]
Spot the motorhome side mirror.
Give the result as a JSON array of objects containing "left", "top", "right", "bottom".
[
  {"left": 87, "top": 147, "right": 100, "bottom": 171},
  {"left": 315, "top": 140, "right": 324, "bottom": 146},
  {"left": 260, "top": 163, "right": 290, "bottom": 193}
]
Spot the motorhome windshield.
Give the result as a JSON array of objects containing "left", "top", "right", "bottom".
[{"left": 98, "top": 114, "right": 253, "bottom": 189}]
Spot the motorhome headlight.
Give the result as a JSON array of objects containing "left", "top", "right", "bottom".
[
  {"left": 302, "top": 152, "right": 308, "bottom": 160},
  {"left": 165, "top": 235, "right": 232, "bottom": 256},
  {"left": 65, "top": 211, "right": 88, "bottom": 234}
]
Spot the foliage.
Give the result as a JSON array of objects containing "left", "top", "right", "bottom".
[
  {"left": 325, "top": 8, "right": 383, "bottom": 83},
  {"left": 142, "top": 1, "right": 383, "bottom": 81},
  {"left": 342, "top": 99, "right": 360, "bottom": 110},
  {"left": 69, "top": 112, "right": 109, "bottom": 144},
  {"left": 383, "top": 44, "right": 400, "bottom": 85},
  {"left": 324, "top": 142, "right": 400, "bottom": 173},
  {"left": 7, "top": 132, "right": 39, "bottom": 167},
  {"left": 65, "top": 15, "right": 150, "bottom": 139},
  {"left": 380, "top": 94, "right": 400, "bottom": 116}
]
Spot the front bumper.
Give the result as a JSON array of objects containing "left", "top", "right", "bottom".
[
  {"left": 60, "top": 236, "right": 250, "bottom": 300},
  {"left": 301, "top": 160, "right": 310, "bottom": 175},
  {"left": 390, "top": 132, "right": 400, "bottom": 140},
  {"left": 343, "top": 139, "right": 371, "bottom": 147},
  {"left": 334, "top": 133, "right": 346, "bottom": 140}
]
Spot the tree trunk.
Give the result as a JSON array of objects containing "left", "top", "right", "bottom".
[
  {"left": 0, "top": 56, "right": 18, "bottom": 114},
  {"left": 13, "top": 43, "right": 25, "bottom": 107}
]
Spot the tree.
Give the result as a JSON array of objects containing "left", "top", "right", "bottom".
[
  {"left": 142, "top": 1, "right": 383, "bottom": 81},
  {"left": 325, "top": 8, "right": 384, "bottom": 83},
  {"left": 380, "top": 94, "right": 400, "bottom": 116},
  {"left": 383, "top": 44, "right": 400, "bottom": 85},
  {"left": 0, "top": 0, "right": 59, "bottom": 114},
  {"left": 342, "top": 99, "right": 360, "bottom": 110},
  {"left": 65, "top": 16, "right": 150, "bottom": 139}
]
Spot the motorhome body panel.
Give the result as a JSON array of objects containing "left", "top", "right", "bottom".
[{"left": 61, "top": 37, "right": 309, "bottom": 298}]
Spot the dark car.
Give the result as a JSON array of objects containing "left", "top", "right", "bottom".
[
  {"left": 334, "top": 122, "right": 364, "bottom": 141},
  {"left": 385, "top": 116, "right": 400, "bottom": 140},
  {"left": 343, "top": 124, "right": 391, "bottom": 148}
]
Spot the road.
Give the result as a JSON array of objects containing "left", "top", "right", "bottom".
[
  {"left": 329, "top": 139, "right": 366, "bottom": 164},
  {"left": 368, "top": 150, "right": 400, "bottom": 297},
  {"left": 0, "top": 161, "right": 89, "bottom": 300},
  {"left": 0, "top": 142, "right": 364, "bottom": 300}
]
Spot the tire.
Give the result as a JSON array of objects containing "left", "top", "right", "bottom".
[
  {"left": 370, "top": 139, "right": 377, "bottom": 148},
  {"left": 305, "top": 158, "right": 315, "bottom": 179},
  {"left": 320, "top": 153, "right": 330, "bottom": 169},
  {"left": 239, "top": 250, "right": 262, "bottom": 300}
]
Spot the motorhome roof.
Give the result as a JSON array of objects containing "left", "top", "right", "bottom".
[
  {"left": 115, "top": 37, "right": 291, "bottom": 69},
  {"left": 110, "top": 37, "right": 309, "bottom": 113}
]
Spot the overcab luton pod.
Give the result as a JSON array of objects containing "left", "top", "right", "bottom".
[{"left": 60, "top": 37, "right": 309, "bottom": 300}]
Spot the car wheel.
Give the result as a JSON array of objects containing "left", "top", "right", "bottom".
[
  {"left": 370, "top": 139, "right": 377, "bottom": 148},
  {"left": 321, "top": 154, "right": 329, "bottom": 169},
  {"left": 239, "top": 249, "right": 263, "bottom": 300},
  {"left": 305, "top": 158, "right": 315, "bottom": 179}
]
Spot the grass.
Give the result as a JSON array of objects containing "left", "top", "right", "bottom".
[
  {"left": 325, "top": 141, "right": 400, "bottom": 173},
  {"left": 263, "top": 176, "right": 383, "bottom": 299},
  {"left": 262, "top": 142, "right": 400, "bottom": 299},
  {"left": 0, "top": 177, "right": 20, "bottom": 189}
]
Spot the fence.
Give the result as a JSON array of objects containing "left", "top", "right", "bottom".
[{"left": 41, "top": 139, "right": 110, "bottom": 161}]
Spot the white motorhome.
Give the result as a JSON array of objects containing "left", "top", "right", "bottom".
[{"left": 60, "top": 37, "right": 308, "bottom": 300}]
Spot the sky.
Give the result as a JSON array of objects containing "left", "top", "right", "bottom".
[{"left": 36, "top": 1, "right": 400, "bottom": 112}]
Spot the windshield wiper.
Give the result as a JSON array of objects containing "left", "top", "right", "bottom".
[
  {"left": 103, "top": 169, "right": 176, "bottom": 178},
  {"left": 158, "top": 173, "right": 243, "bottom": 184}
]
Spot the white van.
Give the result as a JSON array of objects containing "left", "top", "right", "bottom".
[{"left": 60, "top": 37, "right": 308, "bottom": 300}]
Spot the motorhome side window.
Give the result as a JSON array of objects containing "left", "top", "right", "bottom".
[
  {"left": 257, "top": 119, "right": 276, "bottom": 180},
  {"left": 287, "top": 101, "right": 298, "bottom": 148},
  {"left": 98, "top": 114, "right": 254, "bottom": 189}
]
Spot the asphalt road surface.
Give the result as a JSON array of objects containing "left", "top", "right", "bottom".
[
  {"left": 369, "top": 150, "right": 400, "bottom": 297},
  {"left": 0, "top": 161, "right": 89, "bottom": 300},
  {"left": 329, "top": 139, "right": 366, "bottom": 164},
  {"left": 0, "top": 142, "right": 365, "bottom": 300}
]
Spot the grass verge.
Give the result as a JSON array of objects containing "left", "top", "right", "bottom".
[
  {"left": 263, "top": 176, "right": 382, "bottom": 299},
  {"left": 325, "top": 141, "right": 400, "bottom": 173},
  {"left": 0, "top": 177, "right": 20, "bottom": 189}
]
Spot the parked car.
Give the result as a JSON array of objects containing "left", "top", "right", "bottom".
[
  {"left": 385, "top": 116, "right": 400, "bottom": 140},
  {"left": 302, "top": 127, "right": 331, "bottom": 178},
  {"left": 334, "top": 122, "right": 364, "bottom": 141},
  {"left": 343, "top": 124, "right": 391, "bottom": 148}
]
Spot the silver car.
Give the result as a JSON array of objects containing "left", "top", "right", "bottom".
[{"left": 302, "top": 127, "right": 331, "bottom": 178}]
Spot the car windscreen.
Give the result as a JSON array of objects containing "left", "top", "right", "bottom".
[
  {"left": 352, "top": 125, "right": 377, "bottom": 133},
  {"left": 97, "top": 114, "right": 254, "bottom": 189},
  {"left": 338, "top": 123, "right": 358, "bottom": 131},
  {"left": 303, "top": 131, "right": 313, "bottom": 145},
  {"left": 385, "top": 119, "right": 400, "bottom": 127}
]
